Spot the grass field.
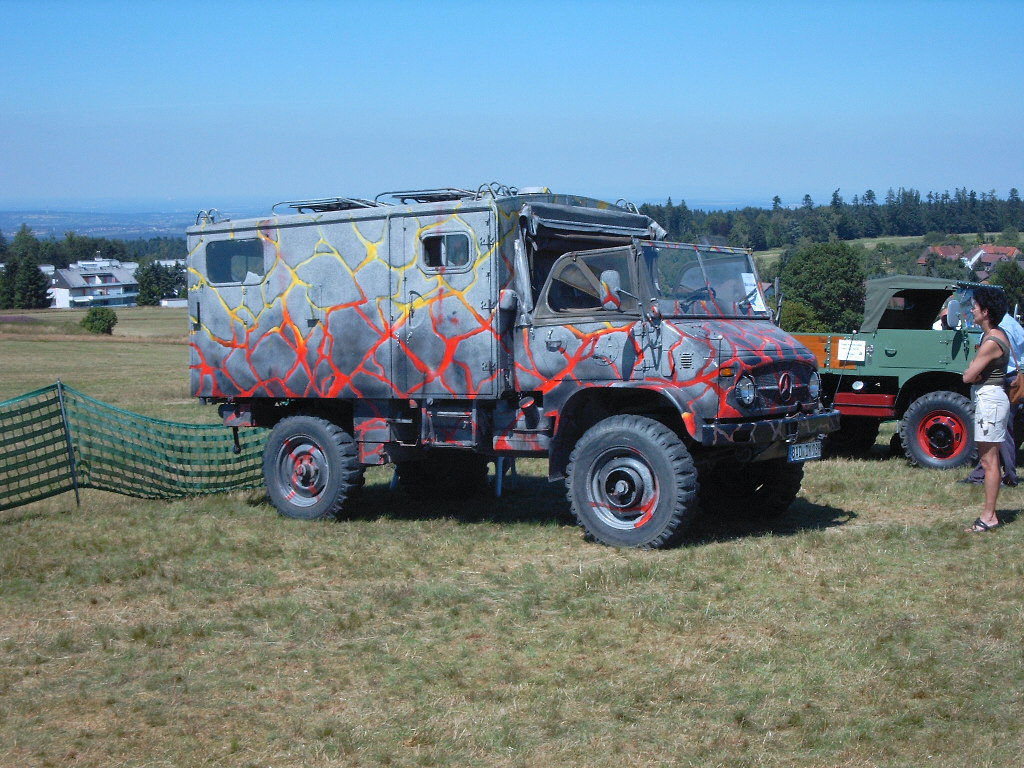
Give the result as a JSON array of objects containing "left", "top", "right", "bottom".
[{"left": 2, "top": 310, "right": 1023, "bottom": 767}]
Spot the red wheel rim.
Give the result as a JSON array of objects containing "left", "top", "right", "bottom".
[{"left": 915, "top": 410, "right": 967, "bottom": 459}]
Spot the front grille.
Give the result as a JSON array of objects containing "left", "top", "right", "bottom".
[{"left": 751, "top": 362, "right": 811, "bottom": 409}]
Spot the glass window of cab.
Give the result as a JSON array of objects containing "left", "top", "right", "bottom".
[{"left": 545, "top": 249, "right": 635, "bottom": 314}]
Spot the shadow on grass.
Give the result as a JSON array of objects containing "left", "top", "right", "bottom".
[
  {"left": 684, "top": 497, "right": 857, "bottom": 546},
  {"left": 829, "top": 436, "right": 906, "bottom": 464},
  {"left": 245, "top": 469, "right": 857, "bottom": 548},
  {"left": 349, "top": 473, "right": 577, "bottom": 528},
  {"left": 997, "top": 508, "right": 1020, "bottom": 525}
]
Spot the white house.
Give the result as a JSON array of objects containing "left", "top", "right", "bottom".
[{"left": 49, "top": 259, "right": 139, "bottom": 309}]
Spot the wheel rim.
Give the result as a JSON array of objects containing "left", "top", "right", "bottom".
[
  {"left": 915, "top": 410, "right": 967, "bottom": 459},
  {"left": 587, "top": 448, "right": 659, "bottom": 530},
  {"left": 274, "top": 433, "right": 329, "bottom": 507}
]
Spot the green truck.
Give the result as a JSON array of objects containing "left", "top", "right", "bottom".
[{"left": 792, "top": 275, "right": 1002, "bottom": 469}]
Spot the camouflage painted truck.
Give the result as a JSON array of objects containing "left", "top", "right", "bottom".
[
  {"left": 187, "top": 185, "right": 838, "bottom": 548},
  {"left": 792, "top": 275, "right": 998, "bottom": 469}
]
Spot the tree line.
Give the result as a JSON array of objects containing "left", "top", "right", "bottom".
[
  {"left": 0, "top": 224, "right": 184, "bottom": 269},
  {"left": 640, "top": 187, "right": 1023, "bottom": 249}
]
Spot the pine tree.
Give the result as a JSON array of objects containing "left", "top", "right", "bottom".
[
  {"left": 14, "top": 255, "right": 52, "bottom": 308},
  {"left": 0, "top": 254, "right": 20, "bottom": 309},
  {"left": 135, "top": 263, "right": 162, "bottom": 305}
]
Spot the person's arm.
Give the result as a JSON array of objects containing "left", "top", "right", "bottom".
[{"left": 964, "top": 336, "right": 1005, "bottom": 384}]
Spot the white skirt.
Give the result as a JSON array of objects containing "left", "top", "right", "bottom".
[{"left": 974, "top": 384, "right": 1010, "bottom": 444}]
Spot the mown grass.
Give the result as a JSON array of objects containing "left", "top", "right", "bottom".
[
  {"left": 0, "top": 307, "right": 199, "bottom": 422},
  {"left": 2, "top": 314, "right": 1023, "bottom": 767}
]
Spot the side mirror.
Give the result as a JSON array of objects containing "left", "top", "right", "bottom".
[
  {"left": 599, "top": 270, "right": 622, "bottom": 311},
  {"left": 945, "top": 299, "right": 961, "bottom": 327}
]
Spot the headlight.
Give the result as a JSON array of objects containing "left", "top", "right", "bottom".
[
  {"left": 736, "top": 375, "right": 757, "bottom": 406},
  {"left": 808, "top": 371, "right": 821, "bottom": 400}
]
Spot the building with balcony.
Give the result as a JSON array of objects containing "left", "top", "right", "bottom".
[{"left": 49, "top": 259, "right": 139, "bottom": 309}]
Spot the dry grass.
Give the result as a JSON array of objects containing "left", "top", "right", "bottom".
[
  {"left": 2, "top": 314, "right": 1023, "bottom": 767},
  {"left": 0, "top": 307, "right": 199, "bottom": 422}
]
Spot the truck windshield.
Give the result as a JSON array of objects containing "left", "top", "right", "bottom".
[{"left": 641, "top": 243, "right": 770, "bottom": 318}]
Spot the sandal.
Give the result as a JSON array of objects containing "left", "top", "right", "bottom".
[{"left": 967, "top": 517, "right": 1000, "bottom": 532}]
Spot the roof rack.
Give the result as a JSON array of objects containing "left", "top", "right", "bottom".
[
  {"left": 474, "top": 182, "right": 518, "bottom": 199},
  {"left": 272, "top": 197, "right": 388, "bottom": 214},
  {"left": 273, "top": 183, "right": 525, "bottom": 211},
  {"left": 375, "top": 188, "right": 475, "bottom": 205}
]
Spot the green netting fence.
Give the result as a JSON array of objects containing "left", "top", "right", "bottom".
[{"left": 0, "top": 382, "right": 266, "bottom": 512}]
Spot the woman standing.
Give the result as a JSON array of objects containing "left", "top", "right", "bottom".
[{"left": 962, "top": 286, "right": 1012, "bottom": 532}]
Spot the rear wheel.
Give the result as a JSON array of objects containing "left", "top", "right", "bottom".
[
  {"left": 698, "top": 458, "right": 804, "bottom": 521},
  {"left": 900, "top": 391, "right": 975, "bottom": 469},
  {"left": 566, "top": 415, "right": 697, "bottom": 548},
  {"left": 263, "top": 415, "right": 363, "bottom": 520}
]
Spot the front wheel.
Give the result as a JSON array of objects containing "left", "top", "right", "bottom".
[
  {"left": 566, "top": 415, "right": 698, "bottom": 548},
  {"left": 900, "top": 391, "right": 975, "bottom": 469},
  {"left": 263, "top": 415, "right": 364, "bottom": 520}
]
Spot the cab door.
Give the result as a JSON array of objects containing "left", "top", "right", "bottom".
[
  {"left": 520, "top": 247, "right": 640, "bottom": 385},
  {"left": 389, "top": 210, "right": 497, "bottom": 398}
]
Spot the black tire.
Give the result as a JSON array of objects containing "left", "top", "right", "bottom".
[
  {"left": 262, "top": 415, "right": 364, "bottom": 520},
  {"left": 566, "top": 415, "right": 697, "bottom": 549},
  {"left": 899, "top": 391, "right": 975, "bottom": 470},
  {"left": 698, "top": 458, "right": 804, "bottom": 521},
  {"left": 395, "top": 451, "right": 489, "bottom": 499},
  {"left": 824, "top": 416, "right": 880, "bottom": 457}
]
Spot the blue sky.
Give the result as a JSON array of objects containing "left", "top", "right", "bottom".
[{"left": 1, "top": 0, "right": 1021, "bottom": 213}]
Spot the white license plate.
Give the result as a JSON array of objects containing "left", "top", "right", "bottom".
[{"left": 788, "top": 440, "right": 823, "bottom": 463}]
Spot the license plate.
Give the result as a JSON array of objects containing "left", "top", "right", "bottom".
[{"left": 788, "top": 440, "right": 823, "bottom": 463}]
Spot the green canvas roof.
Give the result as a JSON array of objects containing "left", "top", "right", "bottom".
[{"left": 860, "top": 275, "right": 991, "bottom": 332}]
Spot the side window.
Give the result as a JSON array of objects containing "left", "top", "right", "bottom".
[
  {"left": 206, "top": 239, "right": 265, "bottom": 284},
  {"left": 423, "top": 233, "right": 471, "bottom": 269},
  {"left": 548, "top": 262, "right": 602, "bottom": 311},
  {"left": 544, "top": 250, "right": 635, "bottom": 314}
]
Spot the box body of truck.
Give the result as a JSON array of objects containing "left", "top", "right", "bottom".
[{"left": 188, "top": 186, "right": 838, "bottom": 547}]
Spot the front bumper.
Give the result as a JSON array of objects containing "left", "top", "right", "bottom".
[{"left": 700, "top": 408, "right": 841, "bottom": 448}]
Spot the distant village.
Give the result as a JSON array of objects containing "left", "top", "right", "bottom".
[
  {"left": 918, "top": 243, "right": 1023, "bottom": 283},
  {"left": 0, "top": 256, "right": 187, "bottom": 309}
]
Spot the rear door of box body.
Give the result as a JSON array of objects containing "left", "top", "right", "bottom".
[{"left": 388, "top": 209, "right": 497, "bottom": 398}]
